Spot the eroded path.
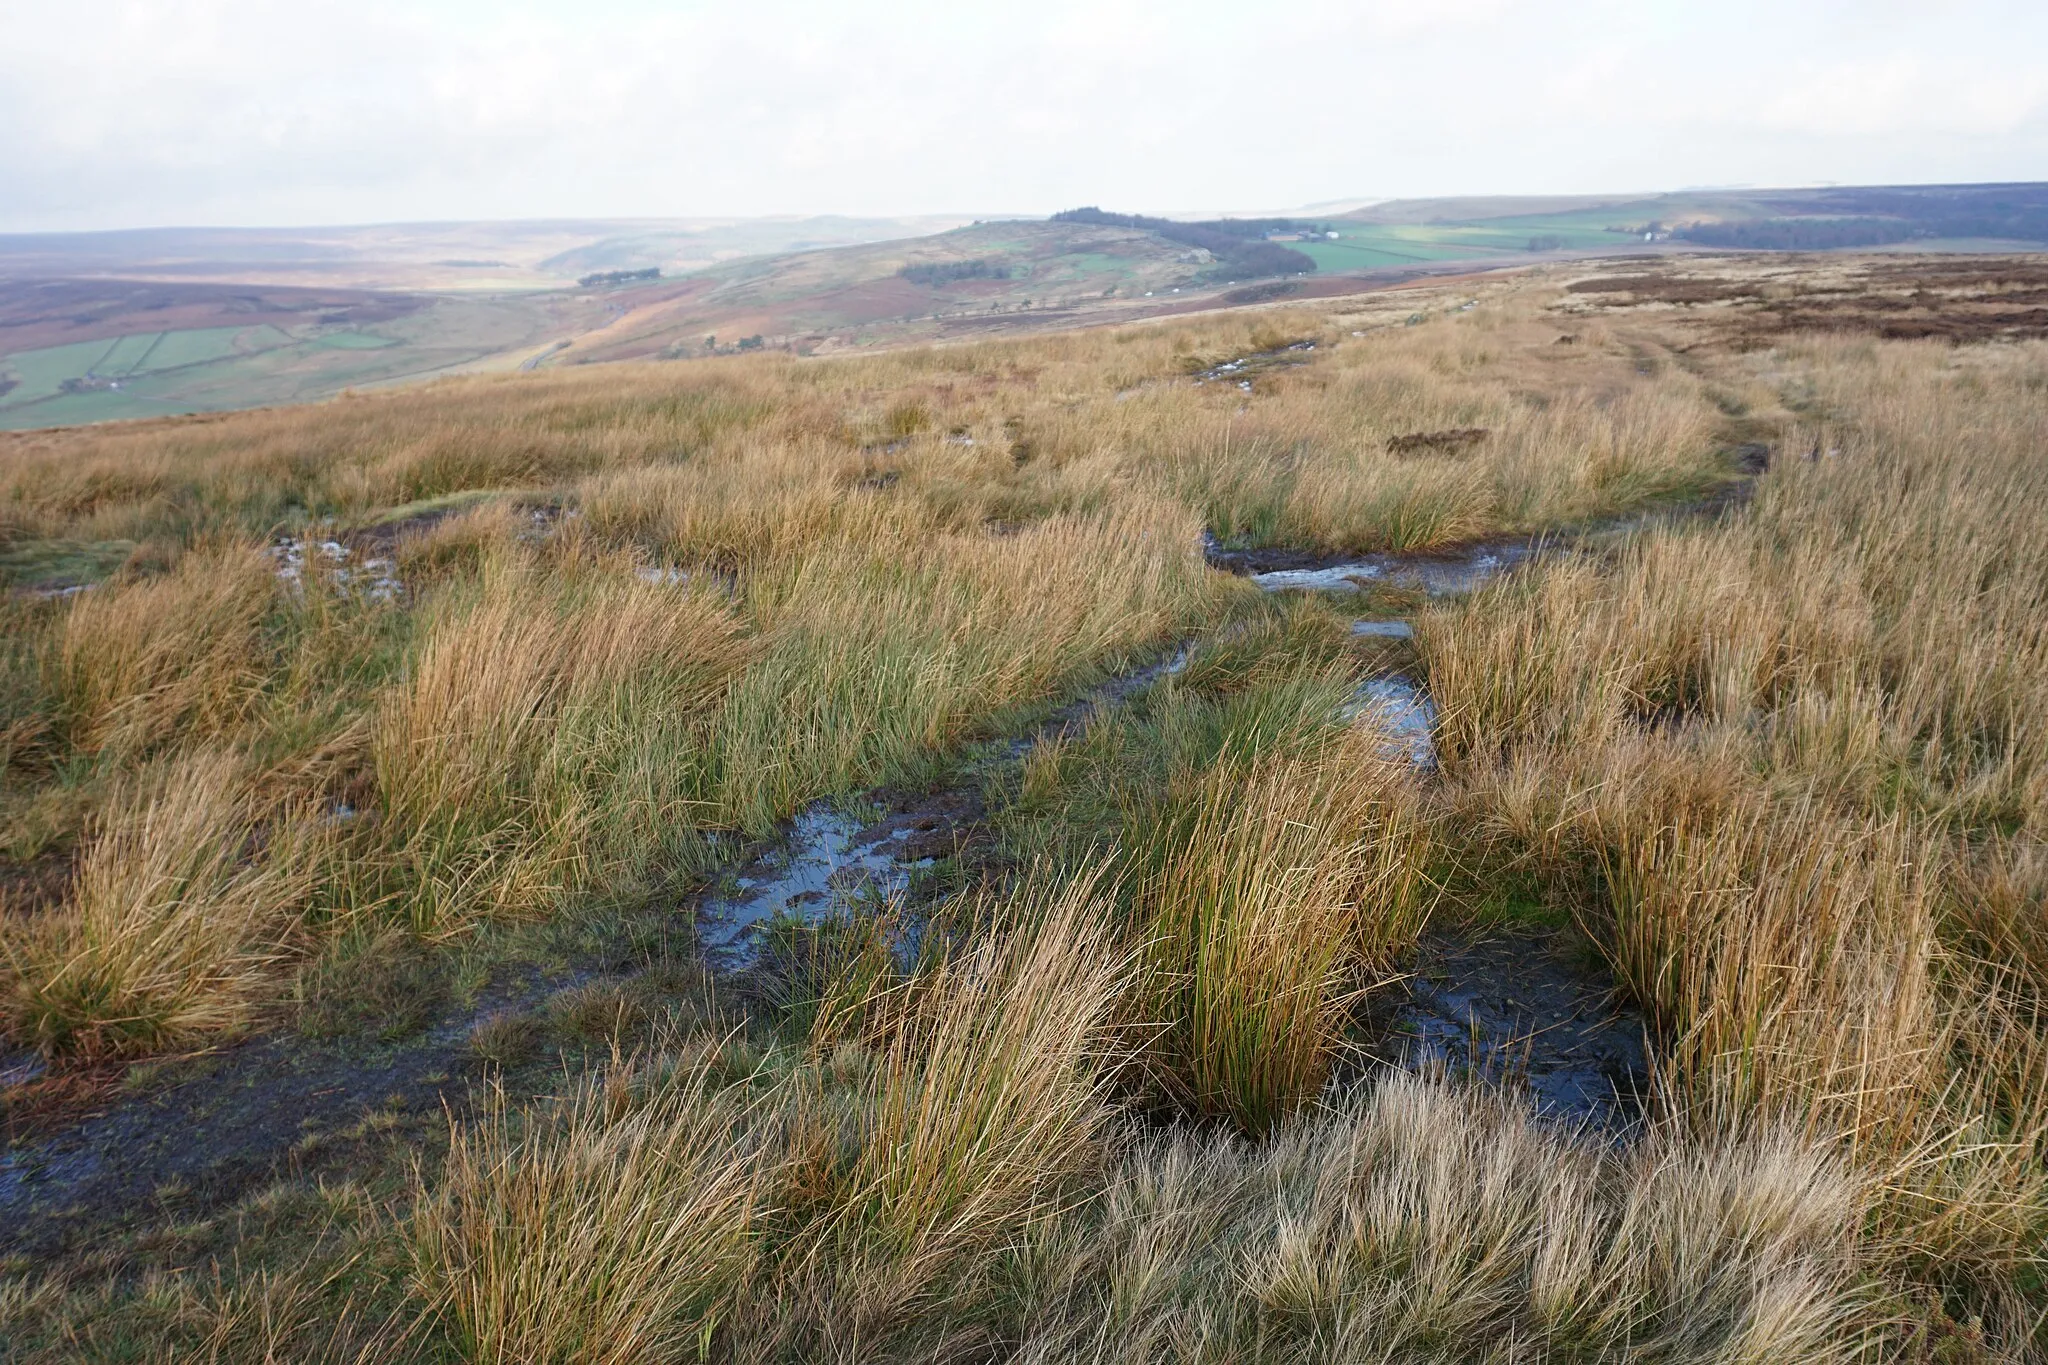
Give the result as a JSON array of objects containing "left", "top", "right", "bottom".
[
  {"left": 1216, "top": 526, "right": 1655, "bottom": 1129},
  {"left": 4, "top": 506, "right": 1708, "bottom": 1252},
  {"left": 1, "top": 962, "right": 599, "bottom": 1256},
  {"left": 700, "top": 520, "right": 1675, "bottom": 1130}
]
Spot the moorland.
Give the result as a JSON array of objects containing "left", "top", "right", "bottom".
[
  {"left": 9, "top": 183, "right": 2044, "bottom": 432},
  {"left": 3, "top": 252, "right": 2048, "bottom": 1361}
]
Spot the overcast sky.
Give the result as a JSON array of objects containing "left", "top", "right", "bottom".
[{"left": 2, "top": 0, "right": 2044, "bottom": 233}]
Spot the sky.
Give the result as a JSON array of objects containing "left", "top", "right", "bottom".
[{"left": 2, "top": 0, "right": 2045, "bottom": 233}]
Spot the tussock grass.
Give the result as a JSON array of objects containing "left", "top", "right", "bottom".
[
  {"left": 411, "top": 877, "right": 1130, "bottom": 1358},
  {"left": 2, "top": 750, "right": 319, "bottom": 1058},
  {"left": 704, "top": 498, "right": 1223, "bottom": 832},
  {"left": 777, "top": 877, "right": 1130, "bottom": 1327},
  {"left": 1014, "top": 1077, "right": 1869, "bottom": 1363},
  {"left": 411, "top": 1060, "right": 768, "bottom": 1365},
  {"left": 1418, "top": 332, "right": 2048, "bottom": 1341},
  {"left": 1173, "top": 374, "right": 1721, "bottom": 554},
  {"left": 1003, "top": 603, "right": 1432, "bottom": 1133},
  {"left": 49, "top": 544, "right": 278, "bottom": 758},
  {"left": 371, "top": 553, "right": 752, "bottom": 932},
  {"left": 10, "top": 266, "right": 2048, "bottom": 1355},
  {"left": 1127, "top": 726, "right": 1427, "bottom": 1134}
]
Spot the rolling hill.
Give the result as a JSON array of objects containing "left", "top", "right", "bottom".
[{"left": 4, "top": 184, "right": 2044, "bottom": 431}]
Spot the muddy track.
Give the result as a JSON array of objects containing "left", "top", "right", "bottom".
[
  {"left": 1199, "top": 464, "right": 1765, "bottom": 592},
  {"left": 0, "top": 649, "right": 1202, "bottom": 1257},
  {"left": 5, "top": 470, "right": 1780, "bottom": 1253},
  {"left": 0, "top": 963, "right": 599, "bottom": 1257},
  {"left": 697, "top": 645, "right": 1196, "bottom": 973},
  {"left": 697, "top": 495, "right": 1745, "bottom": 1129}
]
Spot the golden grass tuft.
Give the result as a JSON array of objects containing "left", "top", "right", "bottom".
[
  {"left": 789, "top": 876, "right": 1131, "bottom": 1322},
  {"left": 410, "top": 1058, "right": 769, "bottom": 1365},
  {"left": 1014, "top": 1075, "right": 1870, "bottom": 1363},
  {"left": 702, "top": 497, "right": 1226, "bottom": 833},
  {"left": 48, "top": 544, "right": 278, "bottom": 758},
  {"left": 2, "top": 750, "right": 318, "bottom": 1059},
  {"left": 1128, "top": 724, "right": 1428, "bottom": 1134},
  {"left": 371, "top": 554, "right": 753, "bottom": 931},
  {"left": 412, "top": 876, "right": 1131, "bottom": 1358}
]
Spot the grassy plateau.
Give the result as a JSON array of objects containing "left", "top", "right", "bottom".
[{"left": 2, "top": 255, "right": 2045, "bottom": 1361}]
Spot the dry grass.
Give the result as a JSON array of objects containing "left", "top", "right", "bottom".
[
  {"left": 409, "top": 877, "right": 1130, "bottom": 1360},
  {"left": 48, "top": 544, "right": 279, "bottom": 759},
  {"left": 410, "top": 1060, "right": 768, "bottom": 1365},
  {"left": 2, "top": 750, "right": 320, "bottom": 1059},
  {"left": 1417, "top": 329, "right": 2048, "bottom": 1345},
  {"left": 777, "top": 877, "right": 1130, "bottom": 1329},
  {"left": 703, "top": 497, "right": 1223, "bottom": 833},
  {"left": 1163, "top": 360, "right": 1721, "bottom": 553},
  {"left": 1014, "top": 1077, "right": 1870, "bottom": 1363},
  {"left": 8, "top": 262, "right": 2048, "bottom": 1356},
  {"left": 1127, "top": 724, "right": 1428, "bottom": 1134},
  {"left": 370, "top": 551, "right": 753, "bottom": 932},
  {"left": 999, "top": 601, "right": 1434, "bottom": 1134}
]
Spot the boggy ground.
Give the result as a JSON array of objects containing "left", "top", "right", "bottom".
[
  {"left": 2, "top": 256, "right": 2046, "bottom": 1361},
  {"left": 1557, "top": 252, "right": 2048, "bottom": 345}
]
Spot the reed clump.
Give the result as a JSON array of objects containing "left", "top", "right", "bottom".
[
  {"left": 1125, "top": 727, "right": 1427, "bottom": 1134},
  {"left": 370, "top": 552, "right": 754, "bottom": 932},
  {"left": 410, "top": 1062, "right": 769, "bottom": 1365},
  {"left": 1002, "top": 603, "right": 1432, "bottom": 1134},
  {"left": 48, "top": 544, "right": 279, "bottom": 759},
  {"left": 1013, "top": 1077, "right": 1870, "bottom": 1363},
  {"left": 412, "top": 877, "right": 1130, "bottom": 1359},
  {"left": 2, "top": 750, "right": 320, "bottom": 1058}
]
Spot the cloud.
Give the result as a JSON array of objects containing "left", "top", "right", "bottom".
[{"left": 0, "top": 0, "right": 2043, "bottom": 230}]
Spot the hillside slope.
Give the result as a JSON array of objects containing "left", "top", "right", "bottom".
[{"left": 554, "top": 219, "right": 1241, "bottom": 363}]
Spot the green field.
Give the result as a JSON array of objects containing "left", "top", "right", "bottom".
[
  {"left": 2, "top": 338, "right": 123, "bottom": 406},
  {"left": 149, "top": 323, "right": 287, "bottom": 368},
  {"left": 1293, "top": 218, "right": 1644, "bottom": 272},
  {"left": 0, "top": 325, "right": 294, "bottom": 414},
  {"left": 0, "top": 305, "right": 555, "bottom": 431},
  {"left": 94, "top": 332, "right": 160, "bottom": 374},
  {"left": 0, "top": 325, "right": 300, "bottom": 427},
  {"left": 311, "top": 330, "right": 402, "bottom": 350}
]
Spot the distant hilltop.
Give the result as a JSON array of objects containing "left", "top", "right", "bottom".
[
  {"left": 1051, "top": 208, "right": 1322, "bottom": 281},
  {"left": 578, "top": 267, "right": 661, "bottom": 288}
]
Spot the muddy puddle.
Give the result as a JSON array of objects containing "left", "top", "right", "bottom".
[
  {"left": 1205, "top": 530, "right": 1534, "bottom": 598},
  {"left": 1206, "top": 462, "right": 1766, "bottom": 602},
  {"left": 1249, "top": 531, "right": 1653, "bottom": 1124},
  {"left": 698, "top": 807, "right": 938, "bottom": 971},
  {"left": 1350, "top": 619, "right": 1415, "bottom": 639},
  {"left": 1191, "top": 340, "right": 1317, "bottom": 390},
  {"left": 700, "top": 648, "right": 1195, "bottom": 971},
  {"left": 1341, "top": 676, "right": 1438, "bottom": 767},
  {"left": 270, "top": 535, "right": 403, "bottom": 602},
  {"left": 1374, "top": 926, "right": 1650, "bottom": 1130}
]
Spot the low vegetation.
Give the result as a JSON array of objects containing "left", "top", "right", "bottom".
[
  {"left": 3, "top": 260, "right": 2045, "bottom": 1360},
  {"left": 1053, "top": 206, "right": 1320, "bottom": 280}
]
